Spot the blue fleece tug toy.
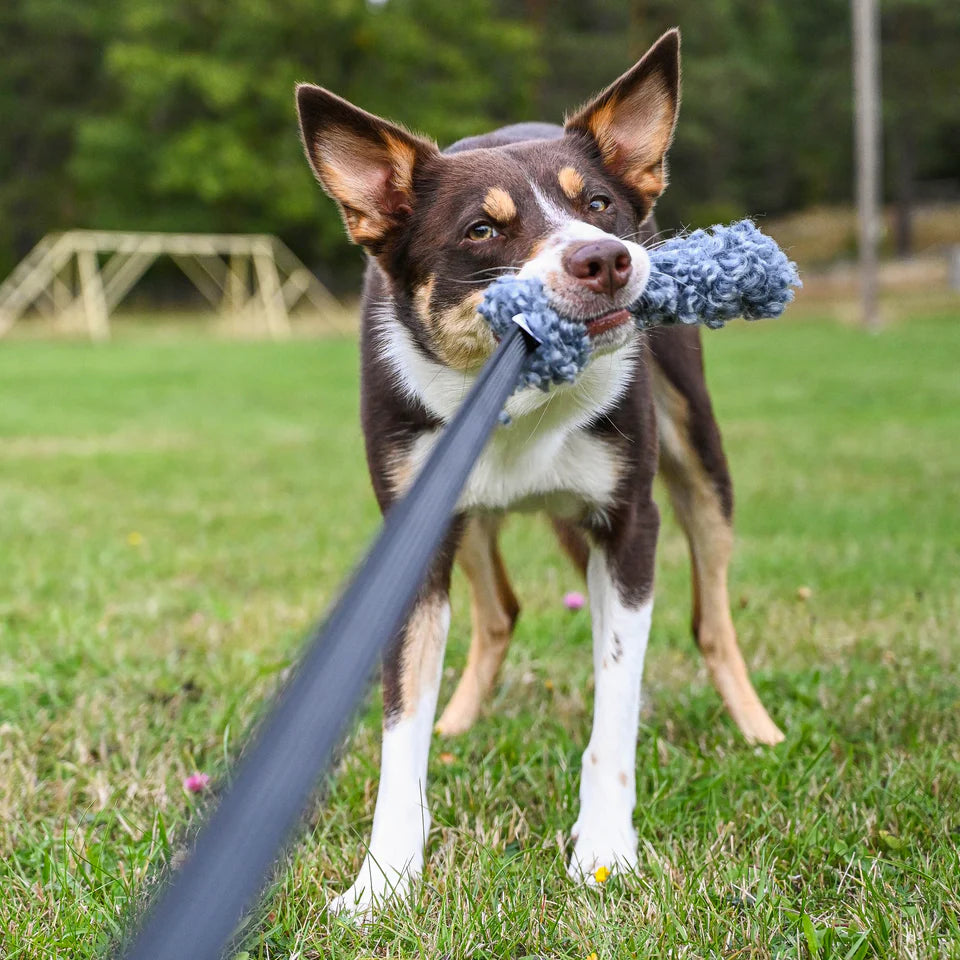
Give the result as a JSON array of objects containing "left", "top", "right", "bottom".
[{"left": 478, "top": 219, "right": 800, "bottom": 395}]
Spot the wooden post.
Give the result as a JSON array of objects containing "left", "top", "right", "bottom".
[
  {"left": 852, "top": 0, "right": 883, "bottom": 329},
  {"left": 53, "top": 258, "right": 73, "bottom": 320},
  {"left": 253, "top": 242, "right": 290, "bottom": 339},
  {"left": 222, "top": 252, "right": 249, "bottom": 322},
  {"left": 76, "top": 248, "right": 110, "bottom": 341}
]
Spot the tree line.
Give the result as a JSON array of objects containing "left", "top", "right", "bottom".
[{"left": 1, "top": 0, "right": 957, "bottom": 290}]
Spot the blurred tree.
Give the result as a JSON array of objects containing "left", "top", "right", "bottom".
[
  {"left": 0, "top": 0, "right": 957, "bottom": 285},
  {"left": 882, "top": 0, "right": 960, "bottom": 255},
  {"left": 68, "top": 0, "right": 540, "bottom": 289},
  {"left": 497, "top": 0, "right": 860, "bottom": 229},
  {"left": 0, "top": 0, "right": 112, "bottom": 273},
  {"left": 628, "top": 0, "right": 858, "bottom": 229}
]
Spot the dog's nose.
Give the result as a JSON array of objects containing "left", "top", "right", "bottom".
[{"left": 563, "top": 239, "right": 632, "bottom": 296}]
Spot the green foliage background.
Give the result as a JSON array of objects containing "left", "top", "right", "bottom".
[{"left": 1, "top": 0, "right": 957, "bottom": 289}]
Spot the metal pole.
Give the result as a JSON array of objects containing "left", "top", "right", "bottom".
[{"left": 852, "top": 0, "right": 883, "bottom": 329}]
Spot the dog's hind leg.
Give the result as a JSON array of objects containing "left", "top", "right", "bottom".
[
  {"left": 549, "top": 515, "right": 590, "bottom": 580},
  {"left": 436, "top": 515, "right": 519, "bottom": 736},
  {"left": 649, "top": 326, "right": 784, "bottom": 746},
  {"left": 327, "top": 528, "right": 460, "bottom": 917}
]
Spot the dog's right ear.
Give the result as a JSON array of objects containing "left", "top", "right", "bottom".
[{"left": 296, "top": 85, "right": 439, "bottom": 249}]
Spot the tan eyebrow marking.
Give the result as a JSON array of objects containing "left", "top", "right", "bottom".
[
  {"left": 482, "top": 187, "right": 517, "bottom": 222},
  {"left": 558, "top": 166, "right": 585, "bottom": 200}
]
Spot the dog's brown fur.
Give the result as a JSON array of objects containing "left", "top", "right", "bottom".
[
  {"left": 296, "top": 27, "right": 782, "bottom": 914},
  {"left": 296, "top": 28, "right": 781, "bottom": 744}
]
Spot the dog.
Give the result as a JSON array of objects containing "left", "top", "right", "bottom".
[{"left": 295, "top": 28, "right": 783, "bottom": 916}]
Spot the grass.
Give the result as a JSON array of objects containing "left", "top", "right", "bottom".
[{"left": 1, "top": 304, "right": 959, "bottom": 958}]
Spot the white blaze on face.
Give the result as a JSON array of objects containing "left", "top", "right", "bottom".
[{"left": 518, "top": 181, "right": 651, "bottom": 323}]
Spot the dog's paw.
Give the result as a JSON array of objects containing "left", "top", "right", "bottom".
[
  {"left": 567, "top": 818, "right": 638, "bottom": 884},
  {"left": 326, "top": 885, "right": 377, "bottom": 922},
  {"left": 435, "top": 673, "right": 484, "bottom": 736},
  {"left": 326, "top": 859, "right": 415, "bottom": 921},
  {"left": 435, "top": 696, "right": 479, "bottom": 736},
  {"left": 743, "top": 712, "right": 786, "bottom": 747}
]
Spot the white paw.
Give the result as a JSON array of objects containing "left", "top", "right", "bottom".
[
  {"left": 567, "top": 818, "right": 638, "bottom": 884},
  {"left": 326, "top": 857, "right": 417, "bottom": 920}
]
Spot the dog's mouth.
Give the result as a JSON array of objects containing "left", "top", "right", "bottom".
[{"left": 584, "top": 308, "right": 630, "bottom": 337}]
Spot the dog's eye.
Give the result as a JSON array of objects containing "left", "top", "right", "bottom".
[
  {"left": 466, "top": 222, "right": 500, "bottom": 242},
  {"left": 588, "top": 195, "right": 611, "bottom": 212}
]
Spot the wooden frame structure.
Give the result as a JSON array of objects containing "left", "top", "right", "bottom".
[{"left": 0, "top": 230, "right": 344, "bottom": 340}]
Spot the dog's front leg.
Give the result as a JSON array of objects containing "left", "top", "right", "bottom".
[
  {"left": 327, "top": 584, "right": 452, "bottom": 918},
  {"left": 569, "top": 501, "right": 659, "bottom": 882}
]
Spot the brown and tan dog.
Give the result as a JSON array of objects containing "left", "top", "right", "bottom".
[{"left": 296, "top": 28, "right": 783, "bottom": 916}]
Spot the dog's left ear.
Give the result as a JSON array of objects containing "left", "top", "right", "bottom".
[{"left": 565, "top": 29, "right": 680, "bottom": 209}]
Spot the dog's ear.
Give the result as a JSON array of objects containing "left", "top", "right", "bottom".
[
  {"left": 565, "top": 29, "right": 680, "bottom": 208},
  {"left": 296, "top": 85, "right": 440, "bottom": 249}
]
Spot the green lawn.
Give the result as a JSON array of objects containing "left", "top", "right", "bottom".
[{"left": 1, "top": 309, "right": 959, "bottom": 958}]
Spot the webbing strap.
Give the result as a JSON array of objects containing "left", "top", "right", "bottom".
[{"left": 120, "top": 326, "right": 530, "bottom": 960}]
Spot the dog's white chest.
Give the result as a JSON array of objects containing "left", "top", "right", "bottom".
[
  {"left": 457, "top": 419, "right": 620, "bottom": 512},
  {"left": 382, "top": 315, "right": 635, "bottom": 513}
]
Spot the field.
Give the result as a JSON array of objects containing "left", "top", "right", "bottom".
[{"left": 1, "top": 306, "right": 959, "bottom": 958}]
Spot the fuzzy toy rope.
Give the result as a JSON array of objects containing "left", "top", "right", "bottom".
[{"left": 478, "top": 219, "right": 800, "bottom": 395}]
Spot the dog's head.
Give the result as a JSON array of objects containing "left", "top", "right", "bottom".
[{"left": 296, "top": 30, "right": 680, "bottom": 372}]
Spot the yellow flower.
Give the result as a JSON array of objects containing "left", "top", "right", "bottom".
[
  {"left": 594, "top": 865, "right": 610, "bottom": 884},
  {"left": 587, "top": 953, "right": 599, "bottom": 960},
  {"left": 127, "top": 531, "right": 143, "bottom": 546}
]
